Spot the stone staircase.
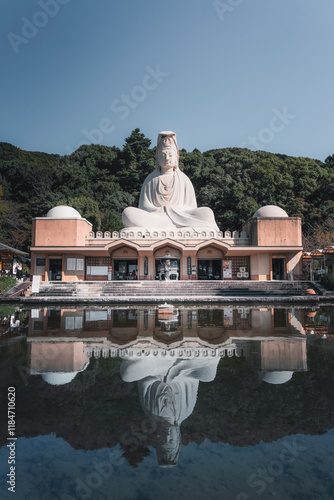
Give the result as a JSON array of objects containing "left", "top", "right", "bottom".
[{"left": 24, "top": 279, "right": 312, "bottom": 302}]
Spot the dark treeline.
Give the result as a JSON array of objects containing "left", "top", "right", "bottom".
[{"left": 0, "top": 128, "right": 333, "bottom": 252}]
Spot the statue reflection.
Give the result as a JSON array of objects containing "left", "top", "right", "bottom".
[
  {"left": 26, "top": 306, "right": 310, "bottom": 467},
  {"left": 120, "top": 355, "right": 220, "bottom": 467}
]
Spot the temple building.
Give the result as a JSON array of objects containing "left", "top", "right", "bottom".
[
  {"left": 30, "top": 131, "right": 303, "bottom": 282},
  {"left": 27, "top": 306, "right": 307, "bottom": 386},
  {"left": 30, "top": 203, "right": 303, "bottom": 282}
]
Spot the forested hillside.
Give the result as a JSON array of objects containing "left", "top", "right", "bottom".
[{"left": 0, "top": 128, "right": 333, "bottom": 253}]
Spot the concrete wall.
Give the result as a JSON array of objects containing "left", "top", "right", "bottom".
[
  {"left": 287, "top": 251, "right": 303, "bottom": 279},
  {"left": 29, "top": 341, "right": 89, "bottom": 372},
  {"left": 243, "top": 218, "right": 302, "bottom": 247},
  {"left": 32, "top": 218, "right": 92, "bottom": 247},
  {"left": 260, "top": 339, "right": 307, "bottom": 371}
]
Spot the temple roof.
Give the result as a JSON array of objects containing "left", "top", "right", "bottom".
[
  {"left": 0, "top": 242, "right": 28, "bottom": 256},
  {"left": 253, "top": 205, "right": 289, "bottom": 218},
  {"left": 46, "top": 205, "right": 82, "bottom": 219}
]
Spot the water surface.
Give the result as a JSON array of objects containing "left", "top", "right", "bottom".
[{"left": 0, "top": 305, "right": 333, "bottom": 499}]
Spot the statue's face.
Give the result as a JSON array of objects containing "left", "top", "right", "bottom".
[{"left": 158, "top": 147, "right": 177, "bottom": 170}]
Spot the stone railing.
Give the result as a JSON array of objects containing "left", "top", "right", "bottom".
[
  {"left": 84, "top": 344, "right": 238, "bottom": 359},
  {"left": 86, "top": 229, "right": 249, "bottom": 244},
  {"left": 86, "top": 231, "right": 112, "bottom": 239}
]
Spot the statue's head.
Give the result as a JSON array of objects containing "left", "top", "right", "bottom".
[
  {"left": 154, "top": 422, "right": 181, "bottom": 468},
  {"left": 157, "top": 131, "right": 179, "bottom": 171}
]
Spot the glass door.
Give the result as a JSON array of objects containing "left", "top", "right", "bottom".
[{"left": 49, "top": 259, "right": 62, "bottom": 281}]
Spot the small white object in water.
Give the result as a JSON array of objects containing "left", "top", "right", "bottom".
[{"left": 158, "top": 302, "right": 174, "bottom": 309}]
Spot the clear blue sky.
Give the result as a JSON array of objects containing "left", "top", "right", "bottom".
[{"left": 1, "top": 0, "right": 334, "bottom": 160}]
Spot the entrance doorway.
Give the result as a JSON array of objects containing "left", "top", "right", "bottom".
[
  {"left": 113, "top": 259, "right": 138, "bottom": 280},
  {"left": 49, "top": 259, "right": 62, "bottom": 281},
  {"left": 197, "top": 259, "right": 221, "bottom": 280},
  {"left": 47, "top": 309, "right": 61, "bottom": 329},
  {"left": 155, "top": 258, "right": 180, "bottom": 280},
  {"left": 272, "top": 258, "right": 286, "bottom": 280}
]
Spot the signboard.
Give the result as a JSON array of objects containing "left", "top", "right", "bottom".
[
  {"left": 223, "top": 260, "right": 232, "bottom": 279},
  {"left": 224, "top": 308, "right": 233, "bottom": 326},
  {"left": 36, "top": 258, "right": 45, "bottom": 266},
  {"left": 31, "top": 275, "right": 40, "bottom": 294},
  {"left": 317, "top": 269, "right": 326, "bottom": 275},
  {"left": 237, "top": 268, "right": 249, "bottom": 279},
  {"left": 187, "top": 256, "right": 191, "bottom": 275},
  {"left": 87, "top": 266, "right": 108, "bottom": 276}
]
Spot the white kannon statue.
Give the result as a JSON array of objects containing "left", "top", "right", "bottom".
[
  {"left": 120, "top": 355, "right": 220, "bottom": 467},
  {"left": 121, "top": 131, "right": 219, "bottom": 232}
]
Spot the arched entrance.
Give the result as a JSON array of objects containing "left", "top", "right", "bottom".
[
  {"left": 154, "top": 247, "right": 181, "bottom": 280},
  {"left": 197, "top": 246, "right": 224, "bottom": 280},
  {"left": 108, "top": 244, "right": 139, "bottom": 280}
]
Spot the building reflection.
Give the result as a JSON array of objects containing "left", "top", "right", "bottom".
[
  {"left": 26, "top": 305, "right": 310, "bottom": 465},
  {"left": 27, "top": 307, "right": 307, "bottom": 381},
  {"left": 28, "top": 306, "right": 305, "bottom": 339}
]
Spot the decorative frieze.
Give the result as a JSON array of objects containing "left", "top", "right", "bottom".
[
  {"left": 84, "top": 344, "right": 238, "bottom": 358},
  {"left": 85, "top": 229, "right": 249, "bottom": 243}
]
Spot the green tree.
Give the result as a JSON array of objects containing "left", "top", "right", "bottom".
[
  {"left": 68, "top": 196, "right": 101, "bottom": 231},
  {"left": 118, "top": 128, "right": 155, "bottom": 196},
  {"left": 100, "top": 189, "right": 135, "bottom": 213},
  {"left": 101, "top": 210, "right": 123, "bottom": 233},
  {"left": 0, "top": 138, "right": 334, "bottom": 250},
  {"left": 0, "top": 186, "right": 8, "bottom": 227},
  {"left": 29, "top": 192, "right": 67, "bottom": 218}
]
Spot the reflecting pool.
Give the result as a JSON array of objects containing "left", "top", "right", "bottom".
[{"left": 0, "top": 305, "right": 334, "bottom": 499}]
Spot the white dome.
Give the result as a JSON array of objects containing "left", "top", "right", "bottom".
[
  {"left": 259, "top": 371, "right": 294, "bottom": 385},
  {"left": 46, "top": 205, "right": 82, "bottom": 219},
  {"left": 31, "top": 361, "right": 89, "bottom": 386},
  {"left": 253, "top": 205, "right": 288, "bottom": 218},
  {"left": 41, "top": 372, "right": 78, "bottom": 385}
]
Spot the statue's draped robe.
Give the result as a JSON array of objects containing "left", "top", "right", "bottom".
[
  {"left": 122, "top": 169, "right": 219, "bottom": 231},
  {"left": 120, "top": 356, "right": 220, "bottom": 425},
  {"left": 120, "top": 356, "right": 220, "bottom": 466}
]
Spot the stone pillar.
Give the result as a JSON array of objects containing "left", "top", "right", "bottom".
[
  {"left": 250, "top": 254, "right": 270, "bottom": 280},
  {"left": 61, "top": 255, "right": 65, "bottom": 282},
  {"left": 181, "top": 250, "right": 197, "bottom": 280},
  {"left": 138, "top": 250, "right": 154, "bottom": 280},
  {"left": 44, "top": 255, "right": 49, "bottom": 282}
]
